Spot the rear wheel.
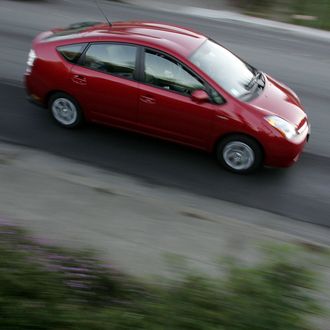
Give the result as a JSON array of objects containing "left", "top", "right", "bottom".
[
  {"left": 216, "top": 135, "right": 263, "bottom": 174},
  {"left": 49, "top": 93, "right": 83, "bottom": 128}
]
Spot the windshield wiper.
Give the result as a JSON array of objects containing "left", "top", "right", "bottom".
[
  {"left": 246, "top": 71, "right": 264, "bottom": 90},
  {"left": 239, "top": 71, "right": 265, "bottom": 101}
]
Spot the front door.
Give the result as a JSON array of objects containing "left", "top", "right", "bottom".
[{"left": 137, "top": 49, "right": 216, "bottom": 148}]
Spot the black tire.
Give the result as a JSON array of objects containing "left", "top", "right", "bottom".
[
  {"left": 216, "top": 135, "right": 263, "bottom": 174},
  {"left": 48, "top": 93, "right": 84, "bottom": 128}
]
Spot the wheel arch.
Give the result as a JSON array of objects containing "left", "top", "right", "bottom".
[
  {"left": 45, "top": 90, "right": 75, "bottom": 107},
  {"left": 45, "top": 90, "right": 88, "bottom": 118}
]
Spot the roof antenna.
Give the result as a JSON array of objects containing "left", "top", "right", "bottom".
[{"left": 94, "top": 0, "right": 112, "bottom": 27}]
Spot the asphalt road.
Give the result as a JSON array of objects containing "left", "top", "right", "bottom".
[{"left": 0, "top": 0, "right": 330, "bottom": 226}]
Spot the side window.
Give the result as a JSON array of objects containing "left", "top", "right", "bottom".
[
  {"left": 83, "top": 43, "right": 137, "bottom": 79},
  {"left": 57, "top": 43, "right": 87, "bottom": 63},
  {"left": 144, "top": 50, "right": 205, "bottom": 95},
  {"left": 210, "top": 88, "right": 225, "bottom": 105}
]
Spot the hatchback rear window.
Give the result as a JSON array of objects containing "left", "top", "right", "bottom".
[{"left": 57, "top": 43, "right": 87, "bottom": 63}]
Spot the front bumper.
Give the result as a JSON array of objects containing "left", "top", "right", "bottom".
[{"left": 263, "top": 123, "right": 310, "bottom": 168}]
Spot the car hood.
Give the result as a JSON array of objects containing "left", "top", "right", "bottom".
[{"left": 249, "top": 74, "right": 307, "bottom": 129}]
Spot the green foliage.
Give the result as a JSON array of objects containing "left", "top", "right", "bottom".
[
  {"left": 0, "top": 225, "right": 323, "bottom": 329},
  {"left": 290, "top": 0, "right": 330, "bottom": 30},
  {"left": 237, "top": 0, "right": 273, "bottom": 11},
  {"left": 235, "top": 0, "right": 330, "bottom": 30}
]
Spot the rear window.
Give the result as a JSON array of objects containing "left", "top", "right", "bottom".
[
  {"left": 57, "top": 44, "right": 87, "bottom": 64},
  {"left": 82, "top": 43, "right": 137, "bottom": 79}
]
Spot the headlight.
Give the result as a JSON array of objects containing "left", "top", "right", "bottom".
[{"left": 265, "top": 115, "right": 297, "bottom": 140}]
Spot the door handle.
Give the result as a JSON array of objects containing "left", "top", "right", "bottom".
[
  {"left": 140, "top": 95, "right": 156, "bottom": 105},
  {"left": 72, "top": 74, "right": 87, "bottom": 85}
]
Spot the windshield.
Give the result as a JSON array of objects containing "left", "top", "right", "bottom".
[{"left": 190, "top": 40, "right": 256, "bottom": 99}]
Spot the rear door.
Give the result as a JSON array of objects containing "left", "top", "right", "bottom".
[{"left": 69, "top": 42, "right": 139, "bottom": 126}]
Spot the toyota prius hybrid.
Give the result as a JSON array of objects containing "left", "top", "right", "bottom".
[{"left": 25, "top": 21, "right": 310, "bottom": 174}]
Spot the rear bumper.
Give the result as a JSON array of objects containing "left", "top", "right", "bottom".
[
  {"left": 25, "top": 73, "right": 46, "bottom": 108},
  {"left": 26, "top": 93, "right": 44, "bottom": 108}
]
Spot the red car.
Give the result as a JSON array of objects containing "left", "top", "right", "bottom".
[{"left": 25, "top": 21, "right": 310, "bottom": 174}]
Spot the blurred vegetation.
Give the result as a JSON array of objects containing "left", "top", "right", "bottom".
[
  {"left": 235, "top": 0, "right": 330, "bottom": 30},
  {"left": 0, "top": 224, "right": 323, "bottom": 329}
]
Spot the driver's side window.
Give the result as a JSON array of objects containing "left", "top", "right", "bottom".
[{"left": 144, "top": 50, "right": 205, "bottom": 96}]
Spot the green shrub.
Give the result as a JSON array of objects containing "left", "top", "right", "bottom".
[
  {"left": 234, "top": 0, "right": 330, "bottom": 29},
  {"left": 0, "top": 225, "right": 323, "bottom": 329}
]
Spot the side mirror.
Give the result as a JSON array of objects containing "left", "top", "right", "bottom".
[{"left": 191, "top": 90, "right": 209, "bottom": 103}]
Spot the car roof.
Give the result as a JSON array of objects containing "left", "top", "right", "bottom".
[{"left": 46, "top": 21, "right": 207, "bottom": 58}]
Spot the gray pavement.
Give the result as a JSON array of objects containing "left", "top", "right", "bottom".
[
  {"left": 1, "top": 0, "right": 330, "bottom": 227},
  {"left": 0, "top": 0, "right": 329, "bottom": 249},
  {"left": 125, "top": 0, "right": 233, "bottom": 10}
]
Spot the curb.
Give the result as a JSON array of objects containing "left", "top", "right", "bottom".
[{"left": 118, "top": 0, "right": 330, "bottom": 42}]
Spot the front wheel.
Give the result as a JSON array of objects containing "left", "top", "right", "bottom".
[
  {"left": 49, "top": 93, "right": 84, "bottom": 128},
  {"left": 216, "top": 135, "right": 263, "bottom": 174}
]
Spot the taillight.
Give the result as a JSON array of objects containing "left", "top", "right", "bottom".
[{"left": 26, "top": 49, "right": 36, "bottom": 73}]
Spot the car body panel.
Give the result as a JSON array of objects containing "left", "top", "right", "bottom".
[
  {"left": 25, "top": 20, "right": 310, "bottom": 169},
  {"left": 136, "top": 82, "right": 216, "bottom": 148},
  {"left": 69, "top": 65, "right": 140, "bottom": 126},
  {"left": 250, "top": 75, "right": 306, "bottom": 128}
]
